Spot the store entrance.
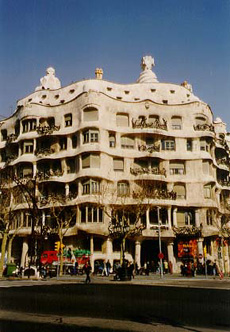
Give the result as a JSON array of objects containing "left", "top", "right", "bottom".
[{"left": 141, "top": 240, "right": 167, "bottom": 272}]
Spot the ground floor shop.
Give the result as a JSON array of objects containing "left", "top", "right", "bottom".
[{"left": 2, "top": 233, "right": 230, "bottom": 275}]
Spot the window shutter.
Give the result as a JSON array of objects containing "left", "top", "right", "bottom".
[
  {"left": 174, "top": 185, "right": 185, "bottom": 197},
  {"left": 83, "top": 108, "right": 98, "bottom": 121},
  {"left": 116, "top": 114, "right": 129, "bottom": 127},
  {"left": 91, "top": 154, "right": 100, "bottom": 168},
  {"left": 195, "top": 117, "right": 206, "bottom": 125},
  {"left": 82, "top": 154, "right": 90, "bottom": 168},
  {"left": 176, "top": 211, "right": 185, "bottom": 226},
  {"left": 113, "top": 158, "right": 124, "bottom": 171}
]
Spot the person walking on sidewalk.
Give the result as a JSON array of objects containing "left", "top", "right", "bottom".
[{"left": 84, "top": 262, "right": 92, "bottom": 283}]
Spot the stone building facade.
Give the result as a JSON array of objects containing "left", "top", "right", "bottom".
[{"left": 1, "top": 56, "right": 230, "bottom": 273}]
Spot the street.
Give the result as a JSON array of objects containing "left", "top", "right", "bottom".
[{"left": 0, "top": 274, "right": 230, "bottom": 331}]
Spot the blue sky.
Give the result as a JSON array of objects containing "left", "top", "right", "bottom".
[{"left": 0, "top": 0, "right": 230, "bottom": 127}]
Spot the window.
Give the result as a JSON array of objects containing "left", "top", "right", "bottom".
[
  {"left": 117, "top": 182, "right": 129, "bottom": 196},
  {"left": 23, "top": 140, "right": 34, "bottom": 154},
  {"left": 161, "top": 139, "right": 175, "bottom": 151},
  {"left": 171, "top": 116, "right": 182, "bottom": 130},
  {"left": 72, "top": 135, "right": 77, "bottom": 148},
  {"left": 82, "top": 154, "right": 100, "bottom": 169},
  {"left": 80, "top": 205, "right": 103, "bottom": 223},
  {"left": 195, "top": 117, "right": 206, "bottom": 126},
  {"left": 1, "top": 129, "right": 7, "bottom": 141},
  {"left": 82, "top": 179, "right": 100, "bottom": 195},
  {"left": 204, "top": 185, "right": 211, "bottom": 198},
  {"left": 65, "top": 114, "right": 72, "bottom": 127},
  {"left": 22, "top": 119, "right": 37, "bottom": 133},
  {"left": 206, "top": 210, "right": 213, "bottom": 226},
  {"left": 66, "top": 158, "right": 75, "bottom": 174},
  {"left": 60, "top": 137, "right": 67, "bottom": 150},
  {"left": 109, "top": 133, "right": 116, "bottom": 148},
  {"left": 200, "top": 139, "right": 209, "bottom": 152},
  {"left": 173, "top": 184, "right": 186, "bottom": 199},
  {"left": 116, "top": 113, "right": 129, "bottom": 127},
  {"left": 113, "top": 158, "right": 124, "bottom": 171},
  {"left": 121, "top": 136, "right": 134, "bottom": 149},
  {"left": 176, "top": 210, "right": 195, "bottom": 226},
  {"left": 187, "top": 139, "right": 192, "bottom": 151},
  {"left": 83, "top": 129, "right": 99, "bottom": 143},
  {"left": 19, "top": 164, "right": 33, "bottom": 178},
  {"left": 170, "top": 162, "right": 185, "bottom": 175},
  {"left": 83, "top": 107, "right": 98, "bottom": 121}
]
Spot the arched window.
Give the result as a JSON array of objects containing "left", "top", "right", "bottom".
[
  {"left": 83, "top": 107, "right": 98, "bottom": 121},
  {"left": 195, "top": 116, "right": 206, "bottom": 126},
  {"left": 116, "top": 113, "right": 129, "bottom": 127}
]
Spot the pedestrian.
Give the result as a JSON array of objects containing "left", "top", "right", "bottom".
[
  {"left": 213, "top": 262, "right": 217, "bottom": 278},
  {"left": 85, "top": 262, "right": 92, "bottom": 283},
  {"left": 106, "top": 260, "right": 111, "bottom": 276},
  {"left": 168, "top": 261, "right": 173, "bottom": 274},
  {"left": 163, "top": 260, "right": 169, "bottom": 274}
]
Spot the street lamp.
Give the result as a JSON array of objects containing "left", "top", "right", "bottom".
[{"left": 157, "top": 207, "right": 164, "bottom": 279}]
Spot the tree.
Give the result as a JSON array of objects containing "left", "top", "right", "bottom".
[
  {"left": 46, "top": 194, "right": 76, "bottom": 276},
  {"left": 96, "top": 182, "right": 147, "bottom": 267},
  {"left": 0, "top": 172, "right": 20, "bottom": 276}
]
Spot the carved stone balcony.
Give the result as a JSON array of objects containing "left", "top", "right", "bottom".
[
  {"left": 130, "top": 167, "right": 166, "bottom": 177},
  {"left": 36, "top": 125, "right": 60, "bottom": 135},
  {"left": 35, "top": 147, "right": 55, "bottom": 157},
  {"left": 132, "top": 117, "right": 167, "bottom": 130},
  {"left": 193, "top": 124, "right": 214, "bottom": 132},
  {"left": 138, "top": 143, "right": 160, "bottom": 153}
]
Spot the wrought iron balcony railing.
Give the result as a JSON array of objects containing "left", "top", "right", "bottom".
[
  {"left": 133, "top": 188, "right": 176, "bottom": 200},
  {"left": 193, "top": 124, "right": 214, "bottom": 132},
  {"left": 36, "top": 125, "right": 60, "bottom": 135},
  {"left": 35, "top": 147, "right": 55, "bottom": 157},
  {"left": 132, "top": 117, "right": 167, "bottom": 130},
  {"left": 138, "top": 143, "right": 160, "bottom": 153},
  {"left": 130, "top": 167, "right": 166, "bottom": 177},
  {"left": 6, "top": 134, "right": 18, "bottom": 144}
]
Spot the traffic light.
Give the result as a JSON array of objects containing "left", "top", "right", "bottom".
[
  {"left": 60, "top": 243, "right": 65, "bottom": 253},
  {"left": 55, "top": 241, "right": 60, "bottom": 252}
]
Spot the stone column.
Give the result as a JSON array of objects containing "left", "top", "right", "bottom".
[
  {"left": 167, "top": 241, "right": 176, "bottom": 273},
  {"left": 197, "top": 238, "right": 204, "bottom": 263},
  {"left": 135, "top": 241, "right": 141, "bottom": 270},
  {"left": 20, "top": 237, "right": 29, "bottom": 268},
  {"left": 167, "top": 207, "right": 172, "bottom": 229},
  {"left": 195, "top": 209, "right": 200, "bottom": 227},
  {"left": 106, "top": 238, "right": 113, "bottom": 267},
  {"left": 65, "top": 183, "right": 69, "bottom": 197},
  {"left": 90, "top": 235, "right": 94, "bottom": 272},
  {"left": 224, "top": 243, "right": 229, "bottom": 275},
  {"left": 33, "top": 162, "right": 37, "bottom": 178},
  {"left": 173, "top": 208, "right": 177, "bottom": 227},
  {"left": 146, "top": 208, "right": 150, "bottom": 229}
]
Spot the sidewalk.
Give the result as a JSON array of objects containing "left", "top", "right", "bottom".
[{"left": 1, "top": 273, "right": 230, "bottom": 289}]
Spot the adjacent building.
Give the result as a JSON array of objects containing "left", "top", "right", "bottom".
[{"left": 1, "top": 56, "right": 230, "bottom": 273}]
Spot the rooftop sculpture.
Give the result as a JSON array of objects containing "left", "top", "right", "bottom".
[{"left": 35, "top": 67, "right": 61, "bottom": 91}]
